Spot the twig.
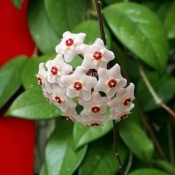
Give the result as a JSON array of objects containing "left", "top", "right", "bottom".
[
  {"left": 113, "top": 120, "right": 124, "bottom": 175},
  {"left": 138, "top": 62, "right": 175, "bottom": 119},
  {"left": 94, "top": 0, "right": 107, "bottom": 46},
  {"left": 93, "top": 0, "right": 125, "bottom": 174}
]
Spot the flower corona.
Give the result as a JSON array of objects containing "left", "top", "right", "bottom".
[{"left": 37, "top": 31, "right": 135, "bottom": 126}]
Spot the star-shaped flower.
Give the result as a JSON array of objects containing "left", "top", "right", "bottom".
[
  {"left": 95, "top": 64, "right": 127, "bottom": 98},
  {"left": 62, "top": 107, "right": 78, "bottom": 122},
  {"left": 36, "top": 63, "right": 52, "bottom": 94},
  {"left": 78, "top": 91, "right": 109, "bottom": 115},
  {"left": 108, "top": 83, "right": 135, "bottom": 111},
  {"left": 55, "top": 31, "right": 86, "bottom": 62},
  {"left": 61, "top": 66, "right": 97, "bottom": 101},
  {"left": 110, "top": 108, "right": 132, "bottom": 121},
  {"left": 51, "top": 84, "right": 76, "bottom": 112},
  {"left": 45, "top": 54, "right": 72, "bottom": 85},
  {"left": 80, "top": 38, "right": 114, "bottom": 70},
  {"left": 76, "top": 113, "right": 109, "bottom": 126}
]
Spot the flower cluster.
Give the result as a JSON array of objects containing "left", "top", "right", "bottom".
[{"left": 37, "top": 31, "right": 135, "bottom": 126}]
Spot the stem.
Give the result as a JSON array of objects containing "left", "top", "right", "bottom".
[
  {"left": 138, "top": 62, "right": 175, "bottom": 119},
  {"left": 94, "top": 0, "right": 107, "bottom": 46},
  {"left": 113, "top": 120, "right": 125, "bottom": 175},
  {"left": 93, "top": 0, "right": 125, "bottom": 174}
]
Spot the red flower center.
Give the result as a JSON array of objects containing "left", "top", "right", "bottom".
[
  {"left": 51, "top": 66, "right": 58, "bottom": 75},
  {"left": 90, "top": 122, "right": 100, "bottom": 126},
  {"left": 55, "top": 96, "right": 62, "bottom": 104},
  {"left": 91, "top": 106, "right": 100, "bottom": 113},
  {"left": 65, "top": 38, "right": 74, "bottom": 46},
  {"left": 93, "top": 51, "right": 102, "bottom": 60},
  {"left": 37, "top": 77, "right": 43, "bottom": 85},
  {"left": 123, "top": 98, "right": 131, "bottom": 105},
  {"left": 120, "top": 114, "right": 127, "bottom": 120},
  {"left": 108, "top": 79, "right": 117, "bottom": 88},
  {"left": 74, "top": 82, "right": 82, "bottom": 91}
]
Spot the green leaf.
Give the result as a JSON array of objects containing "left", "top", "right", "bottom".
[
  {"left": 129, "top": 168, "right": 168, "bottom": 175},
  {"left": 40, "top": 163, "right": 47, "bottom": 175},
  {"left": 28, "top": 0, "right": 60, "bottom": 54},
  {"left": 119, "top": 120, "right": 154, "bottom": 163},
  {"left": 44, "top": 0, "right": 84, "bottom": 35},
  {"left": 73, "top": 20, "right": 111, "bottom": 48},
  {"left": 21, "top": 55, "right": 55, "bottom": 90},
  {"left": 137, "top": 72, "right": 175, "bottom": 111},
  {"left": 6, "top": 87, "right": 61, "bottom": 120},
  {"left": 154, "top": 160, "right": 175, "bottom": 175},
  {"left": 79, "top": 137, "right": 128, "bottom": 175},
  {"left": 165, "top": 1, "right": 175, "bottom": 39},
  {"left": 0, "top": 56, "right": 27, "bottom": 109},
  {"left": 104, "top": 2, "right": 168, "bottom": 72},
  {"left": 45, "top": 121, "right": 87, "bottom": 175},
  {"left": 73, "top": 121, "right": 112, "bottom": 149},
  {"left": 12, "top": 0, "right": 24, "bottom": 9}
]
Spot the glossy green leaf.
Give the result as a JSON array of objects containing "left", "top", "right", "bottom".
[
  {"left": 28, "top": 0, "right": 60, "bottom": 54},
  {"left": 6, "top": 87, "right": 61, "bottom": 120},
  {"left": 45, "top": 121, "right": 87, "bottom": 175},
  {"left": 129, "top": 168, "right": 168, "bottom": 175},
  {"left": 154, "top": 160, "right": 175, "bottom": 175},
  {"left": 73, "top": 121, "right": 112, "bottom": 149},
  {"left": 44, "top": 0, "right": 84, "bottom": 35},
  {"left": 21, "top": 55, "right": 55, "bottom": 90},
  {"left": 119, "top": 120, "right": 154, "bottom": 163},
  {"left": 73, "top": 20, "right": 111, "bottom": 48},
  {"left": 165, "top": 1, "right": 175, "bottom": 39},
  {"left": 79, "top": 138, "right": 128, "bottom": 175},
  {"left": 0, "top": 56, "right": 27, "bottom": 109},
  {"left": 12, "top": 0, "right": 24, "bottom": 9},
  {"left": 137, "top": 72, "right": 175, "bottom": 111},
  {"left": 104, "top": 2, "right": 168, "bottom": 72}
]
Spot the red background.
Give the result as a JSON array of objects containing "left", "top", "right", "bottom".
[{"left": 0, "top": 0, "right": 35, "bottom": 174}]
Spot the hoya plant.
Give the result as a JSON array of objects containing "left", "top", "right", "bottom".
[{"left": 1, "top": 0, "right": 175, "bottom": 175}]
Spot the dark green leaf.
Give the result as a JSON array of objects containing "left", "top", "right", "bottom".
[
  {"left": 28, "top": 0, "right": 60, "bottom": 54},
  {"left": 0, "top": 56, "right": 27, "bottom": 109},
  {"left": 73, "top": 20, "right": 111, "bottom": 48},
  {"left": 119, "top": 120, "right": 154, "bottom": 163},
  {"left": 154, "top": 160, "right": 175, "bottom": 175},
  {"left": 12, "top": 0, "right": 24, "bottom": 9},
  {"left": 44, "top": 0, "right": 84, "bottom": 35},
  {"left": 129, "top": 168, "right": 168, "bottom": 175},
  {"left": 45, "top": 121, "right": 87, "bottom": 175},
  {"left": 79, "top": 137, "right": 128, "bottom": 175},
  {"left": 104, "top": 2, "right": 168, "bottom": 72},
  {"left": 21, "top": 55, "right": 55, "bottom": 90},
  {"left": 6, "top": 87, "right": 61, "bottom": 120},
  {"left": 165, "top": 1, "right": 175, "bottom": 39},
  {"left": 137, "top": 72, "right": 175, "bottom": 111},
  {"left": 73, "top": 121, "right": 112, "bottom": 149}
]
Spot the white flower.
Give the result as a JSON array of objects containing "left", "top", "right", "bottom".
[
  {"left": 76, "top": 113, "right": 109, "bottom": 126},
  {"left": 61, "top": 66, "right": 97, "bottom": 101},
  {"left": 95, "top": 64, "right": 127, "bottom": 98},
  {"left": 51, "top": 84, "right": 76, "bottom": 112},
  {"left": 62, "top": 107, "right": 78, "bottom": 122},
  {"left": 45, "top": 54, "right": 72, "bottom": 85},
  {"left": 108, "top": 83, "right": 135, "bottom": 111},
  {"left": 36, "top": 63, "right": 52, "bottom": 94},
  {"left": 110, "top": 108, "right": 132, "bottom": 121},
  {"left": 78, "top": 91, "right": 109, "bottom": 115},
  {"left": 55, "top": 31, "right": 86, "bottom": 62},
  {"left": 80, "top": 38, "right": 114, "bottom": 70}
]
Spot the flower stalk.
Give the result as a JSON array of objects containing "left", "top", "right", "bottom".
[{"left": 93, "top": 0, "right": 125, "bottom": 174}]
